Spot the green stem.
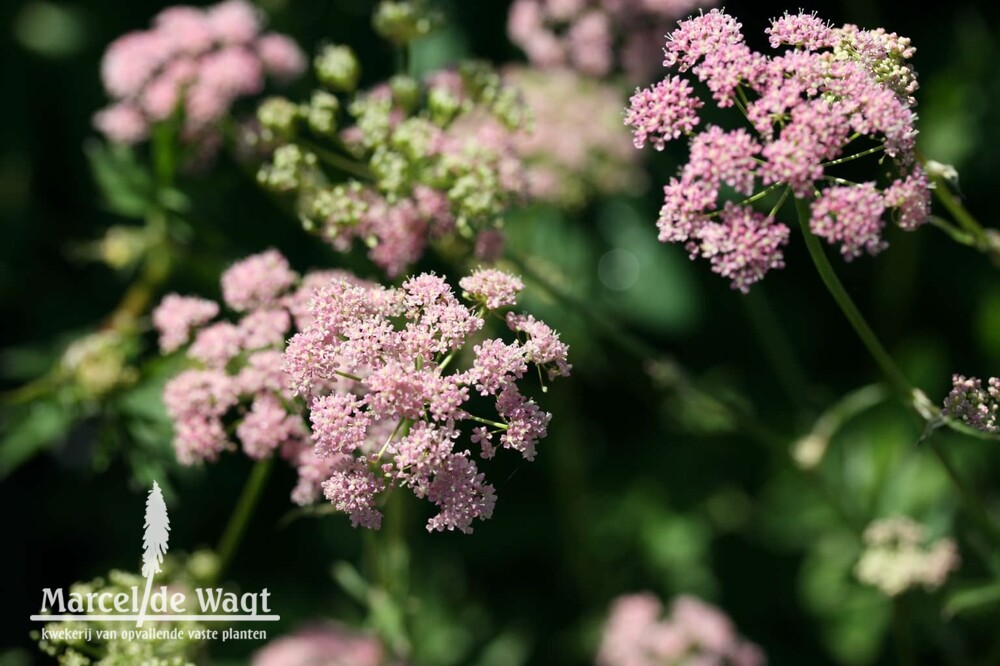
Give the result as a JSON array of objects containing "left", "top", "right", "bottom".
[
  {"left": 708, "top": 182, "right": 784, "bottom": 217},
  {"left": 822, "top": 175, "right": 860, "bottom": 187},
  {"left": 821, "top": 144, "right": 885, "bottom": 167},
  {"left": 892, "top": 596, "right": 915, "bottom": 666},
  {"left": 797, "top": 196, "right": 1000, "bottom": 549},
  {"left": 927, "top": 174, "right": 988, "bottom": 247},
  {"left": 297, "top": 138, "right": 374, "bottom": 180},
  {"left": 1, "top": 373, "right": 59, "bottom": 404},
  {"left": 929, "top": 215, "right": 978, "bottom": 248},
  {"left": 767, "top": 186, "right": 791, "bottom": 219},
  {"left": 376, "top": 418, "right": 408, "bottom": 460},
  {"left": 467, "top": 414, "right": 508, "bottom": 430},
  {"left": 795, "top": 197, "right": 913, "bottom": 398},
  {"left": 215, "top": 458, "right": 273, "bottom": 581},
  {"left": 335, "top": 370, "right": 364, "bottom": 382},
  {"left": 437, "top": 349, "right": 458, "bottom": 373}
]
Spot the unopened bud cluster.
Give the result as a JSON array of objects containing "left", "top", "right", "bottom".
[{"left": 253, "top": 52, "right": 529, "bottom": 276}]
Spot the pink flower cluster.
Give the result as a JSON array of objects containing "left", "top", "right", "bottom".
[
  {"left": 626, "top": 10, "right": 931, "bottom": 291},
  {"left": 283, "top": 268, "right": 570, "bottom": 533},
  {"left": 504, "top": 66, "right": 643, "bottom": 206},
  {"left": 942, "top": 374, "right": 1000, "bottom": 434},
  {"left": 597, "top": 593, "right": 765, "bottom": 666},
  {"left": 154, "top": 249, "right": 360, "bottom": 505},
  {"left": 508, "top": 0, "right": 717, "bottom": 81},
  {"left": 252, "top": 624, "right": 387, "bottom": 666},
  {"left": 95, "top": 0, "right": 305, "bottom": 144}
]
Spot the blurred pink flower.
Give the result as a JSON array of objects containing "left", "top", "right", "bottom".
[
  {"left": 94, "top": 0, "right": 304, "bottom": 145},
  {"left": 508, "top": 0, "right": 717, "bottom": 81},
  {"left": 252, "top": 624, "right": 385, "bottom": 666},
  {"left": 598, "top": 593, "right": 765, "bottom": 666}
]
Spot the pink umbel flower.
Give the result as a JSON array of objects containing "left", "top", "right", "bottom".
[
  {"left": 809, "top": 182, "right": 887, "bottom": 260},
  {"left": 693, "top": 203, "right": 790, "bottom": 293},
  {"left": 884, "top": 165, "right": 932, "bottom": 231},
  {"left": 188, "top": 321, "right": 244, "bottom": 367},
  {"left": 152, "top": 294, "right": 219, "bottom": 352},
  {"left": 157, "top": 255, "right": 567, "bottom": 532},
  {"left": 156, "top": 250, "right": 339, "bottom": 498},
  {"left": 94, "top": 0, "right": 304, "bottom": 145},
  {"left": 252, "top": 624, "right": 386, "bottom": 666},
  {"left": 474, "top": 229, "right": 506, "bottom": 262},
  {"left": 597, "top": 592, "right": 765, "bottom": 666},
  {"left": 765, "top": 11, "right": 836, "bottom": 51},
  {"left": 628, "top": 9, "right": 930, "bottom": 290},
  {"left": 625, "top": 76, "right": 702, "bottom": 151},
  {"left": 206, "top": 0, "right": 260, "bottom": 45},
  {"left": 283, "top": 270, "right": 570, "bottom": 533},
  {"left": 459, "top": 268, "right": 524, "bottom": 309},
  {"left": 92, "top": 104, "right": 149, "bottom": 144},
  {"left": 221, "top": 248, "right": 298, "bottom": 312},
  {"left": 258, "top": 33, "right": 308, "bottom": 82},
  {"left": 507, "top": 0, "right": 717, "bottom": 82},
  {"left": 942, "top": 374, "right": 1000, "bottom": 434}
]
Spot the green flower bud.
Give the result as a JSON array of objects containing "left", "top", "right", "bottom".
[
  {"left": 389, "top": 74, "right": 421, "bottom": 111},
  {"left": 257, "top": 144, "right": 317, "bottom": 193},
  {"left": 349, "top": 95, "right": 394, "bottom": 148},
  {"left": 306, "top": 182, "right": 368, "bottom": 229},
  {"left": 315, "top": 44, "right": 360, "bottom": 92},
  {"left": 372, "top": 1, "right": 440, "bottom": 45},
  {"left": 390, "top": 117, "right": 435, "bottom": 161},
  {"left": 257, "top": 96, "right": 299, "bottom": 139},
  {"left": 301, "top": 90, "right": 340, "bottom": 135},
  {"left": 427, "top": 86, "right": 464, "bottom": 126},
  {"left": 371, "top": 146, "right": 410, "bottom": 197},
  {"left": 61, "top": 330, "right": 138, "bottom": 398},
  {"left": 98, "top": 225, "right": 149, "bottom": 270}
]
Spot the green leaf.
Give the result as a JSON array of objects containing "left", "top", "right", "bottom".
[
  {"left": 331, "top": 561, "right": 370, "bottom": 605},
  {"left": 0, "top": 400, "right": 74, "bottom": 477},
  {"left": 85, "top": 141, "right": 155, "bottom": 219},
  {"left": 158, "top": 187, "right": 191, "bottom": 213},
  {"left": 472, "top": 631, "right": 530, "bottom": 666},
  {"left": 944, "top": 581, "right": 1000, "bottom": 618}
]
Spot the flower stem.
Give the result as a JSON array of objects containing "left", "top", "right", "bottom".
[
  {"left": 795, "top": 197, "right": 912, "bottom": 398},
  {"left": 821, "top": 143, "right": 885, "bottom": 167},
  {"left": 708, "top": 182, "right": 784, "bottom": 217},
  {"left": 796, "top": 197, "right": 1000, "bottom": 548},
  {"left": 892, "top": 596, "right": 915, "bottom": 666},
  {"left": 376, "top": 418, "right": 408, "bottom": 460},
  {"left": 215, "top": 458, "right": 273, "bottom": 581},
  {"left": 925, "top": 170, "right": 989, "bottom": 247},
  {"left": 335, "top": 370, "right": 364, "bottom": 382},
  {"left": 296, "top": 138, "right": 374, "bottom": 180},
  {"left": 928, "top": 215, "right": 978, "bottom": 248},
  {"left": 466, "top": 414, "right": 508, "bottom": 430}
]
